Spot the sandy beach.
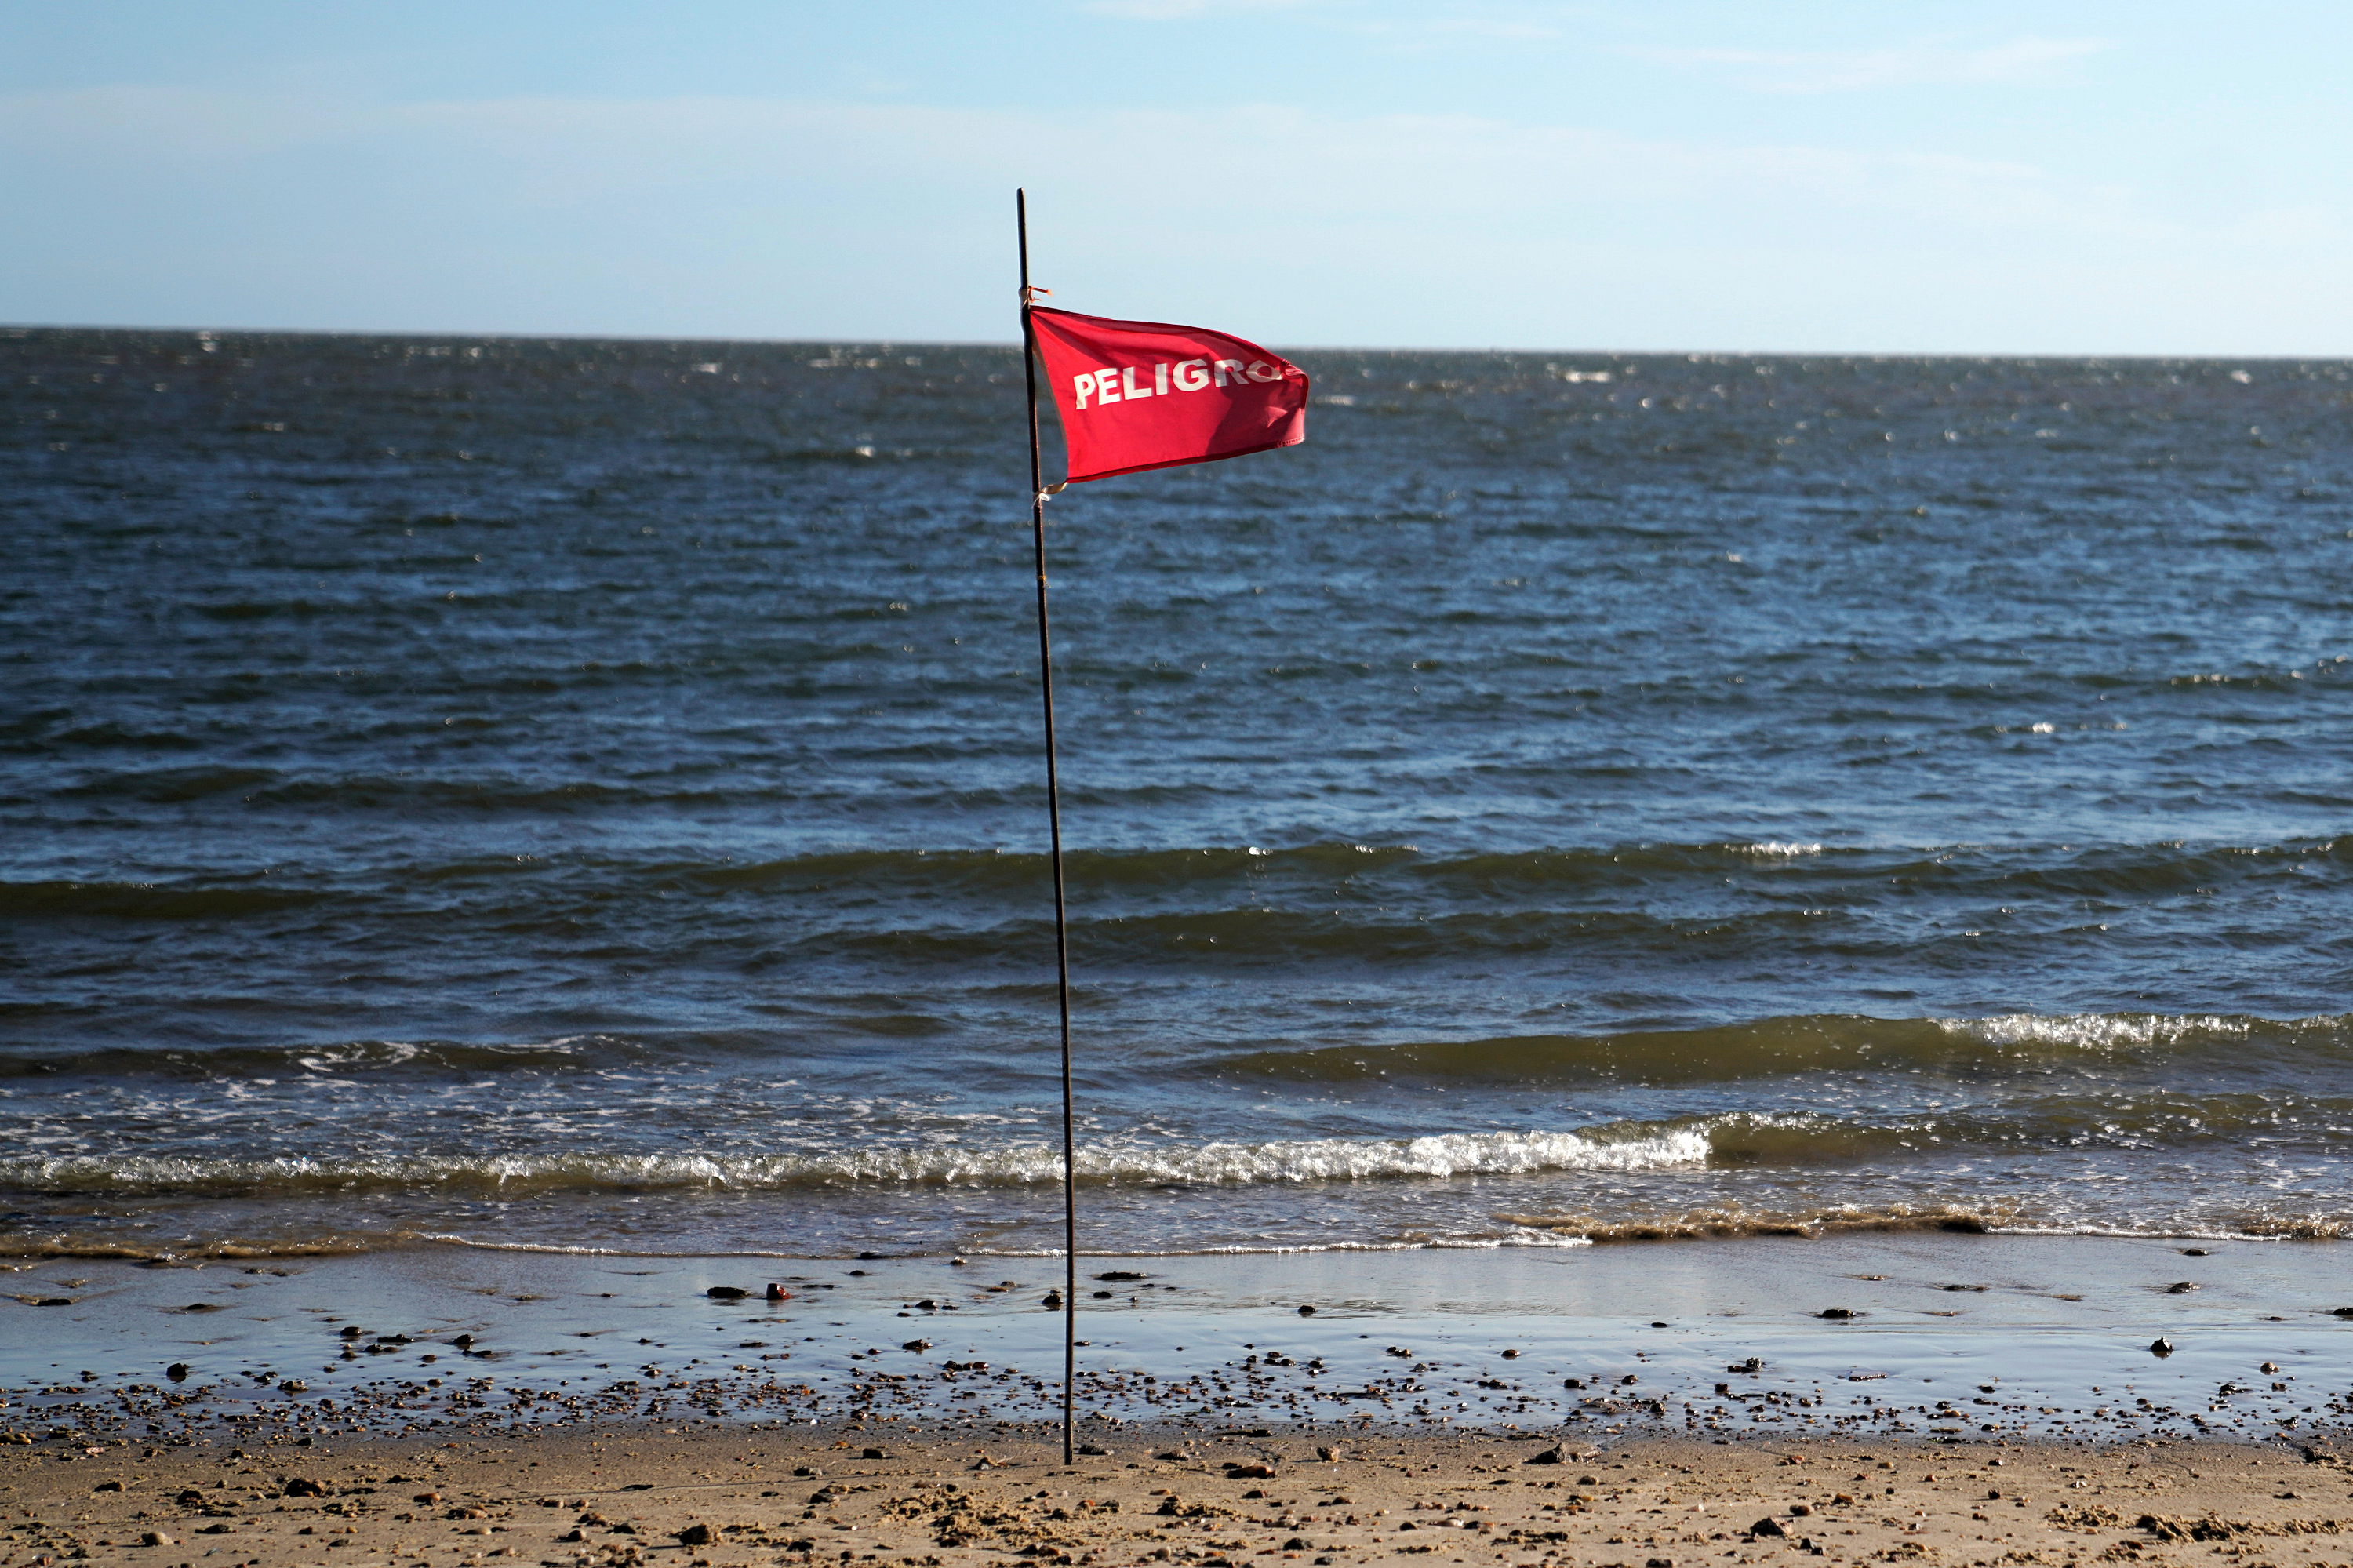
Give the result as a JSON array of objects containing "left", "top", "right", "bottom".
[{"left": 10, "top": 1424, "right": 2353, "bottom": 1568}]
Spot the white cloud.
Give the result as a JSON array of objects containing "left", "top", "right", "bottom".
[
  {"left": 2, "top": 82, "right": 2345, "bottom": 351},
  {"left": 1078, "top": 0, "right": 1318, "bottom": 20},
  {"left": 1635, "top": 35, "right": 2111, "bottom": 94},
  {"left": 0, "top": 85, "right": 2115, "bottom": 231},
  {"left": 1352, "top": 16, "right": 1566, "bottom": 43}
]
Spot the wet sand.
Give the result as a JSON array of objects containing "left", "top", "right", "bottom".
[
  {"left": 9, "top": 1235, "right": 2353, "bottom": 1451},
  {"left": 8, "top": 1236, "right": 2353, "bottom": 1562},
  {"left": 9, "top": 1425, "right": 2353, "bottom": 1567}
]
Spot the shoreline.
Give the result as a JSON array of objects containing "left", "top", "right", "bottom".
[{"left": 8, "top": 1235, "right": 2353, "bottom": 1458}]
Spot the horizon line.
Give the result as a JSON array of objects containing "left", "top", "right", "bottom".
[{"left": 5, "top": 319, "right": 2344, "bottom": 363}]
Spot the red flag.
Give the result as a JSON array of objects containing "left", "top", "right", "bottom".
[{"left": 1027, "top": 307, "right": 1307, "bottom": 484}]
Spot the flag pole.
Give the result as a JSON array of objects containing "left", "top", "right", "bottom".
[{"left": 1017, "top": 187, "right": 1082, "bottom": 1467}]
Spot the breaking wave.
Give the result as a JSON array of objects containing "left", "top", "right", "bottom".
[{"left": 0, "top": 1124, "right": 1711, "bottom": 1199}]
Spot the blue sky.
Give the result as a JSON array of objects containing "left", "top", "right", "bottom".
[{"left": 4, "top": 2, "right": 2349, "bottom": 353}]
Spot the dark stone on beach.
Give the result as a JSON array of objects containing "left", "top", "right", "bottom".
[
  {"left": 901, "top": 1339, "right": 931, "bottom": 1352},
  {"left": 165, "top": 1362, "right": 190, "bottom": 1381},
  {"left": 1297, "top": 1304, "right": 1317, "bottom": 1315},
  {"left": 1042, "top": 1292, "right": 1063, "bottom": 1308},
  {"left": 282, "top": 1477, "right": 329, "bottom": 1497},
  {"left": 1525, "top": 1446, "right": 1565, "bottom": 1465},
  {"left": 1226, "top": 1463, "right": 1277, "bottom": 1479},
  {"left": 1283, "top": 1539, "right": 1311, "bottom": 1552},
  {"left": 338, "top": 1325, "right": 363, "bottom": 1338},
  {"left": 706, "top": 1286, "right": 747, "bottom": 1300},
  {"left": 792, "top": 1466, "right": 818, "bottom": 1477},
  {"left": 1730, "top": 1358, "right": 1763, "bottom": 1373},
  {"left": 1942, "top": 1284, "right": 1987, "bottom": 1292},
  {"left": 2150, "top": 1337, "right": 2175, "bottom": 1356},
  {"left": 181, "top": 1302, "right": 220, "bottom": 1312},
  {"left": 861, "top": 1446, "right": 888, "bottom": 1459},
  {"left": 1501, "top": 1348, "right": 1520, "bottom": 1359},
  {"left": 140, "top": 1531, "right": 176, "bottom": 1548},
  {"left": 767, "top": 1283, "right": 791, "bottom": 1300},
  {"left": 1817, "top": 1308, "right": 1857, "bottom": 1319},
  {"left": 2166, "top": 1282, "right": 2198, "bottom": 1293},
  {"left": 35, "top": 1297, "right": 71, "bottom": 1306},
  {"left": 451, "top": 1333, "right": 475, "bottom": 1348},
  {"left": 857, "top": 1251, "right": 887, "bottom": 1260},
  {"left": 1093, "top": 1290, "right": 1113, "bottom": 1298},
  {"left": 675, "top": 1523, "right": 715, "bottom": 1546},
  {"left": 1097, "top": 1270, "right": 1147, "bottom": 1281},
  {"left": 1078, "top": 1443, "right": 1109, "bottom": 1456},
  {"left": 1651, "top": 1320, "right": 1670, "bottom": 1327},
  {"left": 1564, "top": 1377, "right": 1584, "bottom": 1389},
  {"left": 2181, "top": 1248, "right": 2209, "bottom": 1256},
  {"left": 1751, "top": 1518, "right": 1788, "bottom": 1538}
]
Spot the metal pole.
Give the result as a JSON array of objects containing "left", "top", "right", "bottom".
[{"left": 1017, "top": 187, "right": 1081, "bottom": 1467}]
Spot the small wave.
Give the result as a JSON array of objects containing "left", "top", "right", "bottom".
[
  {"left": 0, "top": 1126, "right": 1708, "bottom": 1200},
  {"left": 1214, "top": 1011, "right": 2353, "bottom": 1085},
  {"left": 1494, "top": 1202, "right": 2002, "bottom": 1241},
  {"left": 0, "top": 878, "right": 324, "bottom": 920},
  {"left": 0, "top": 1034, "right": 641, "bottom": 1081}
]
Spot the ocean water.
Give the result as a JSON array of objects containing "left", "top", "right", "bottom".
[{"left": 4, "top": 326, "right": 2352, "bottom": 1262}]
